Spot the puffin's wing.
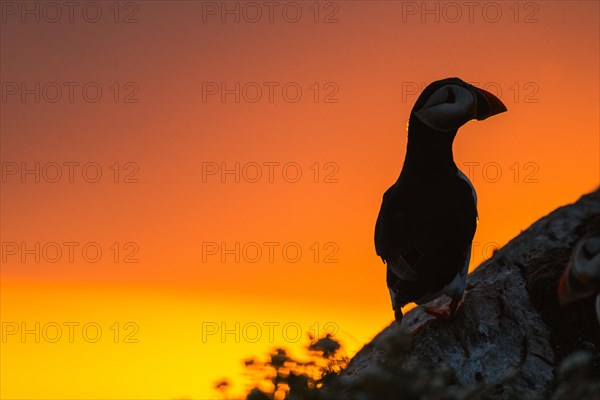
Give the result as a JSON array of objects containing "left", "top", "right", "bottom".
[
  {"left": 375, "top": 178, "right": 477, "bottom": 283},
  {"left": 375, "top": 202, "right": 419, "bottom": 280}
]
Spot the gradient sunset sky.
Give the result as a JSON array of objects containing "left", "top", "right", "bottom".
[{"left": 1, "top": 1, "right": 599, "bottom": 399}]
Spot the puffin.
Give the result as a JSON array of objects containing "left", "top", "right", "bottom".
[
  {"left": 375, "top": 77, "right": 507, "bottom": 324},
  {"left": 557, "top": 233, "right": 600, "bottom": 324}
]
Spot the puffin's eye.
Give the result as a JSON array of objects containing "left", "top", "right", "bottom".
[{"left": 446, "top": 88, "right": 455, "bottom": 103}]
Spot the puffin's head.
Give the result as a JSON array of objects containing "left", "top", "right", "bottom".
[{"left": 411, "top": 77, "right": 507, "bottom": 133}]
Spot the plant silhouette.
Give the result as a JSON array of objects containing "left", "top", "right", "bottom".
[{"left": 215, "top": 333, "right": 348, "bottom": 400}]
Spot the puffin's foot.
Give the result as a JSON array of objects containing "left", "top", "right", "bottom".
[
  {"left": 424, "top": 305, "right": 452, "bottom": 319},
  {"left": 424, "top": 298, "right": 463, "bottom": 320}
]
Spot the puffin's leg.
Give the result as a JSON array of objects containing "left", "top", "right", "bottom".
[
  {"left": 395, "top": 307, "right": 425, "bottom": 335},
  {"left": 449, "top": 296, "right": 464, "bottom": 317},
  {"left": 424, "top": 297, "right": 464, "bottom": 320},
  {"left": 394, "top": 307, "right": 403, "bottom": 324}
]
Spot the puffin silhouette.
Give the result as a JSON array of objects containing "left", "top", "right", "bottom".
[{"left": 375, "top": 77, "right": 507, "bottom": 324}]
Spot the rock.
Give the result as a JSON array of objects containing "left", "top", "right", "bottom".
[{"left": 337, "top": 189, "right": 600, "bottom": 399}]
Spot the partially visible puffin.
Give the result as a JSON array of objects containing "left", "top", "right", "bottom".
[
  {"left": 558, "top": 234, "right": 600, "bottom": 324},
  {"left": 375, "top": 77, "right": 507, "bottom": 324}
]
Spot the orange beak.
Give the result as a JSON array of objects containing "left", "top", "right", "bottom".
[{"left": 472, "top": 86, "right": 508, "bottom": 121}]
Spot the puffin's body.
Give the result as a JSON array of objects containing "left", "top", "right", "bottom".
[{"left": 375, "top": 77, "right": 507, "bottom": 323}]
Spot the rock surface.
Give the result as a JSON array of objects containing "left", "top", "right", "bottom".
[{"left": 337, "top": 189, "right": 600, "bottom": 399}]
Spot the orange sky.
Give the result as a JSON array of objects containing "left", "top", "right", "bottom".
[{"left": 1, "top": 1, "right": 599, "bottom": 399}]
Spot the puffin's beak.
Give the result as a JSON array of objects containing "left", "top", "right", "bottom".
[
  {"left": 557, "top": 235, "right": 600, "bottom": 305},
  {"left": 472, "top": 87, "right": 507, "bottom": 120}
]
